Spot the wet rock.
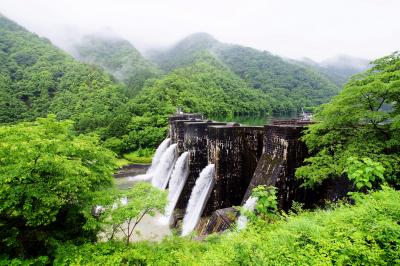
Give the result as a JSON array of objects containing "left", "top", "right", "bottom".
[
  {"left": 243, "top": 153, "right": 285, "bottom": 203},
  {"left": 197, "top": 207, "right": 239, "bottom": 235}
]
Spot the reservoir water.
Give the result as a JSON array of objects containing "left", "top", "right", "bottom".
[{"left": 210, "top": 113, "right": 298, "bottom": 126}]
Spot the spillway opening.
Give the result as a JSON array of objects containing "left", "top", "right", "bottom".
[{"left": 181, "top": 164, "right": 215, "bottom": 236}]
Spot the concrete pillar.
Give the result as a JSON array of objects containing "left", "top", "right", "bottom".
[
  {"left": 243, "top": 123, "right": 309, "bottom": 210},
  {"left": 175, "top": 121, "right": 225, "bottom": 211},
  {"left": 202, "top": 125, "right": 263, "bottom": 216},
  {"left": 172, "top": 119, "right": 204, "bottom": 155},
  {"left": 168, "top": 113, "right": 203, "bottom": 142}
]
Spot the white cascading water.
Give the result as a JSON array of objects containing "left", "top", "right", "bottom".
[
  {"left": 127, "top": 138, "right": 172, "bottom": 182},
  {"left": 181, "top": 164, "right": 215, "bottom": 236},
  {"left": 151, "top": 143, "right": 178, "bottom": 189},
  {"left": 147, "top": 138, "right": 171, "bottom": 175},
  {"left": 160, "top": 152, "right": 190, "bottom": 224},
  {"left": 236, "top": 196, "right": 258, "bottom": 230}
]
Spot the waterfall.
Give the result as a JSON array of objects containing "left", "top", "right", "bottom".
[
  {"left": 161, "top": 152, "right": 190, "bottom": 224},
  {"left": 147, "top": 138, "right": 171, "bottom": 175},
  {"left": 151, "top": 144, "right": 178, "bottom": 189},
  {"left": 181, "top": 164, "right": 215, "bottom": 236},
  {"left": 236, "top": 196, "right": 258, "bottom": 230}
]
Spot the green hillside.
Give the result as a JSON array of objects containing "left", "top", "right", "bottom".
[
  {"left": 108, "top": 53, "right": 271, "bottom": 153},
  {"left": 0, "top": 16, "right": 272, "bottom": 154},
  {"left": 0, "top": 14, "right": 127, "bottom": 136},
  {"left": 148, "top": 32, "right": 219, "bottom": 72},
  {"left": 74, "top": 35, "right": 161, "bottom": 96},
  {"left": 149, "top": 33, "right": 341, "bottom": 112},
  {"left": 132, "top": 53, "right": 271, "bottom": 117},
  {"left": 215, "top": 45, "right": 340, "bottom": 112}
]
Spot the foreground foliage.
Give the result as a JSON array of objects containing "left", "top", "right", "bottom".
[
  {"left": 54, "top": 188, "right": 400, "bottom": 265},
  {"left": 0, "top": 116, "right": 116, "bottom": 259},
  {"left": 297, "top": 52, "right": 400, "bottom": 188}
]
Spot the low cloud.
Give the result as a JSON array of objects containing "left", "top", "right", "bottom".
[{"left": 1, "top": 0, "right": 399, "bottom": 61}]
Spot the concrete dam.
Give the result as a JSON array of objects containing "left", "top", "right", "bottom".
[{"left": 145, "top": 113, "right": 349, "bottom": 236}]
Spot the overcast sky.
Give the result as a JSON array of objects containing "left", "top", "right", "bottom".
[{"left": 1, "top": 0, "right": 399, "bottom": 61}]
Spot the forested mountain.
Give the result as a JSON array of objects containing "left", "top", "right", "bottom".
[
  {"left": 148, "top": 33, "right": 219, "bottom": 72},
  {"left": 103, "top": 53, "right": 271, "bottom": 154},
  {"left": 73, "top": 35, "right": 161, "bottom": 96},
  {"left": 0, "top": 16, "right": 273, "bottom": 154},
  {"left": 299, "top": 55, "right": 370, "bottom": 86},
  {"left": 149, "top": 33, "right": 341, "bottom": 112},
  {"left": 0, "top": 13, "right": 369, "bottom": 155},
  {"left": 67, "top": 32, "right": 343, "bottom": 114},
  {"left": 0, "top": 14, "right": 128, "bottom": 136},
  {"left": 215, "top": 45, "right": 340, "bottom": 112},
  {"left": 133, "top": 53, "right": 271, "bottom": 117}
]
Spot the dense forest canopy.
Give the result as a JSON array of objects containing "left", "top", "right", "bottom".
[
  {"left": 296, "top": 52, "right": 400, "bottom": 189},
  {"left": 0, "top": 14, "right": 128, "bottom": 137},
  {"left": 215, "top": 45, "right": 340, "bottom": 112},
  {"left": 132, "top": 54, "right": 271, "bottom": 117}
]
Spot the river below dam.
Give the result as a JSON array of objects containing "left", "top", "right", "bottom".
[{"left": 114, "top": 164, "right": 172, "bottom": 242}]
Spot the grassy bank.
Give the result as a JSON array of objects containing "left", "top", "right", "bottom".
[
  {"left": 116, "top": 148, "right": 155, "bottom": 167},
  {"left": 54, "top": 188, "right": 400, "bottom": 265}
]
